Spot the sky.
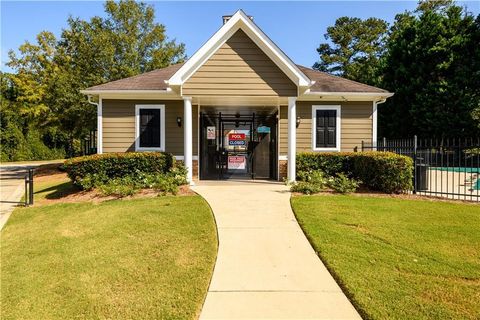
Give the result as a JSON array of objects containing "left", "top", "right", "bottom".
[{"left": 1, "top": 1, "right": 479, "bottom": 72}]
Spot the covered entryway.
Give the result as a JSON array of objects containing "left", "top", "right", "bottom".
[{"left": 199, "top": 107, "right": 278, "bottom": 180}]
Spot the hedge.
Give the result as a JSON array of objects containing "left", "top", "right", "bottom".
[
  {"left": 297, "top": 152, "right": 413, "bottom": 193},
  {"left": 64, "top": 152, "right": 175, "bottom": 188}
]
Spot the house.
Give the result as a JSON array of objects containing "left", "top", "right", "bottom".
[{"left": 81, "top": 10, "right": 393, "bottom": 184}]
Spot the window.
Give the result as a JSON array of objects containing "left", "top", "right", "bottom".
[
  {"left": 312, "top": 105, "right": 341, "bottom": 151},
  {"left": 135, "top": 105, "right": 165, "bottom": 151}
]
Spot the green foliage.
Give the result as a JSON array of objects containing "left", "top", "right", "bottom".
[
  {"left": 297, "top": 152, "right": 413, "bottom": 193},
  {"left": 63, "top": 152, "right": 186, "bottom": 196},
  {"left": 291, "top": 170, "right": 328, "bottom": 195},
  {"left": 98, "top": 177, "right": 139, "bottom": 197},
  {"left": 327, "top": 173, "right": 360, "bottom": 194},
  {"left": 97, "top": 173, "right": 182, "bottom": 197},
  {"left": 314, "top": 1, "right": 479, "bottom": 138},
  {"left": 297, "top": 153, "right": 352, "bottom": 176},
  {"left": 290, "top": 181, "right": 324, "bottom": 195},
  {"left": 379, "top": 2, "right": 480, "bottom": 138},
  {"left": 313, "top": 16, "right": 388, "bottom": 85},
  {"left": 2, "top": 0, "right": 186, "bottom": 161},
  {"left": 64, "top": 152, "right": 175, "bottom": 188}
]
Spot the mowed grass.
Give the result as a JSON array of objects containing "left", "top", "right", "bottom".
[
  {"left": 1, "top": 178, "right": 217, "bottom": 320},
  {"left": 291, "top": 195, "right": 480, "bottom": 320}
]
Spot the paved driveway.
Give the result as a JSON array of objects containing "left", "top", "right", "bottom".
[
  {"left": 0, "top": 161, "right": 63, "bottom": 230},
  {"left": 193, "top": 180, "right": 361, "bottom": 319},
  {"left": 0, "top": 166, "right": 28, "bottom": 230}
]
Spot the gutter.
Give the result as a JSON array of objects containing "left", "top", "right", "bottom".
[
  {"left": 80, "top": 89, "right": 171, "bottom": 95},
  {"left": 302, "top": 91, "right": 394, "bottom": 98}
]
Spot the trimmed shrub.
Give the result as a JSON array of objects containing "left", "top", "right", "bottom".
[
  {"left": 290, "top": 181, "right": 324, "bottom": 195},
  {"left": 99, "top": 178, "right": 139, "bottom": 197},
  {"left": 327, "top": 173, "right": 360, "bottom": 194},
  {"left": 297, "top": 152, "right": 413, "bottom": 193},
  {"left": 64, "top": 152, "right": 175, "bottom": 189}
]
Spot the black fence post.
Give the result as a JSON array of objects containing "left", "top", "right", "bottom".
[
  {"left": 29, "top": 169, "right": 34, "bottom": 205},
  {"left": 24, "top": 168, "right": 34, "bottom": 206},
  {"left": 413, "top": 135, "right": 417, "bottom": 194},
  {"left": 361, "top": 140, "right": 364, "bottom": 152},
  {"left": 24, "top": 175, "right": 28, "bottom": 207}
]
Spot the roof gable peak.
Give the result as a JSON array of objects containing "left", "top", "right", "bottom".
[{"left": 167, "top": 10, "right": 311, "bottom": 88}]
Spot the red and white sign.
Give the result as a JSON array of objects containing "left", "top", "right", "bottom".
[
  {"left": 228, "top": 156, "right": 246, "bottom": 170},
  {"left": 228, "top": 133, "right": 246, "bottom": 141}
]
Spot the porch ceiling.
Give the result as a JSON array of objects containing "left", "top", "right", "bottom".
[
  {"left": 201, "top": 105, "right": 278, "bottom": 116},
  {"left": 193, "top": 96, "right": 286, "bottom": 107}
]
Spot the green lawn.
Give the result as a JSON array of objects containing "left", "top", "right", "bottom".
[
  {"left": 1, "top": 179, "right": 217, "bottom": 320},
  {"left": 291, "top": 195, "right": 480, "bottom": 320}
]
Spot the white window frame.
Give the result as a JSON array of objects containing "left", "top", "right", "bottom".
[
  {"left": 135, "top": 104, "right": 165, "bottom": 152},
  {"left": 312, "top": 105, "right": 341, "bottom": 152}
]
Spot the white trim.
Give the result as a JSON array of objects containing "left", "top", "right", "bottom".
[
  {"left": 372, "top": 98, "right": 387, "bottom": 149},
  {"left": 183, "top": 97, "right": 194, "bottom": 184},
  {"left": 287, "top": 97, "right": 297, "bottom": 182},
  {"left": 81, "top": 89, "right": 171, "bottom": 95},
  {"left": 277, "top": 105, "right": 281, "bottom": 181},
  {"left": 135, "top": 104, "right": 165, "bottom": 152},
  {"left": 303, "top": 91, "right": 394, "bottom": 97},
  {"left": 312, "top": 105, "right": 341, "bottom": 152},
  {"left": 372, "top": 101, "right": 378, "bottom": 147},
  {"left": 98, "top": 98, "right": 103, "bottom": 154},
  {"left": 279, "top": 155, "right": 288, "bottom": 161},
  {"left": 168, "top": 10, "right": 310, "bottom": 87}
]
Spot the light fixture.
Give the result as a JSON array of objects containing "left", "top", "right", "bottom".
[
  {"left": 176, "top": 116, "right": 182, "bottom": 127},
  {"left": 296, "top": 116, "right": 301, "bottom": 128}
]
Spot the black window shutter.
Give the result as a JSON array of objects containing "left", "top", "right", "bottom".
[
  {"left": 139, "top": 109, "right": 161, "bottom": 148},
  {"left": 316, "top": 110, "right": 337, "bottom": 148}
]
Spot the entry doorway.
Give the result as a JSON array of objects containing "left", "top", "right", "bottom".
[{"left": 200, "top": 110, "right": 277, "bottom": 180}]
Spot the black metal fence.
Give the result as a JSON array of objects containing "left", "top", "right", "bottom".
[
  {"left": 362, "top": 137, "right": 480, "bottom": 202},
  {"left": 81, "top": 130, "right": 97, "bottom": 156}
]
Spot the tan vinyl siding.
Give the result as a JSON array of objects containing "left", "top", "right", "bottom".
[
  {"left": 183, "top": 30, "right": 296, "bottom": 97},
  {"left": 279, "top": 101, "right": 373, "bottom": 154},
  {"left": 102, "top": 99, "right": 198, "bottom": 155}
]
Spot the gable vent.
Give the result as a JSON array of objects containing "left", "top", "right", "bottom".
[{"left": 223, "top": 14, "right": 253, "bottom": 24}]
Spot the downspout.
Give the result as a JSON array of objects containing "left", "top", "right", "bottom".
[
  {"left": 372, "top": 98, "right": 387, "bottom": 149},
  {"left": 86, "top": 95, "right": 102, "bottom": 154}
]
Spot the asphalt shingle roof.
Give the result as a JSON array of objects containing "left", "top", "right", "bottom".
[{"left": 86, "top": 63, "right": 389, "bottom": 93}]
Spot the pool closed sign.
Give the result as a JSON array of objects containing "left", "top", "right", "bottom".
[{"left": 228, "top": 133, "right": 246, "bottom": 146}]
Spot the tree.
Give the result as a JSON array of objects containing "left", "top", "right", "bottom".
[
  {"left": 6, "top": 32, "right": 57, "bottom": 131},
  {"left": 313, "top": 17, "right": 388, "bottom": 85},
  {"left": 4, "top": 0, "right": 186, "bottom": 159},
  {"left": 379, "top": 2, "right": 480, "bottom": 138}
]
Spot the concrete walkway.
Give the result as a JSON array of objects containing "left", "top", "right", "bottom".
[{"left": 192, "top": 180, "right": 361, "bottom": 319}]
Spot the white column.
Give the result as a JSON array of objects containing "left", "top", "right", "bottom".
[
  {"left": 183, "top": 97, "right": 193, "bottom": 184},
  {"left": 97, "top": 98, "right": 103, "bottom": 154},
  {"left": 372, "top": 101, "right": 378, "bottom": 149},
  {"left": 287, "top": 97, "right": 297, "bottom": 182}
]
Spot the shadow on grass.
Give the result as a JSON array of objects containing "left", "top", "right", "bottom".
[{"left": 36, "top": 182, "right": 80, "bottom": 200}]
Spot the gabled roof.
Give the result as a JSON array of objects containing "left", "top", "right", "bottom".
[
  {"left": 83, "top": 63, "right": 389, "bottom": 94},
  {"left": 167, "top": 10, "right": 312, "bottom": 88},
  {"left": 85, "top": 64, "right": 183, "bottom": 91},
  {"left": 81, "top": 9, "right": 392, "bottom": 97},
  {"left": 297, "top": 66, "right": 388, "bottom": 93}
]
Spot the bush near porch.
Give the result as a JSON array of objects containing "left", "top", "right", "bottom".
[
  {"left": 296, "top": 152, "right": 413, "bottom": 193},
  {"left": 63, "top": 152, "right": 187, "bottom": 195}
]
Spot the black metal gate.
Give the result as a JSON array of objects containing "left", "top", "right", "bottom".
[{"left": 199, "top": 112, "right": 277, "bottom": 180}]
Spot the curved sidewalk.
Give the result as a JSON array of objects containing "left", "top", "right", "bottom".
[{"left": 193, "top": 180, "right": 361, "bottom": 319}]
